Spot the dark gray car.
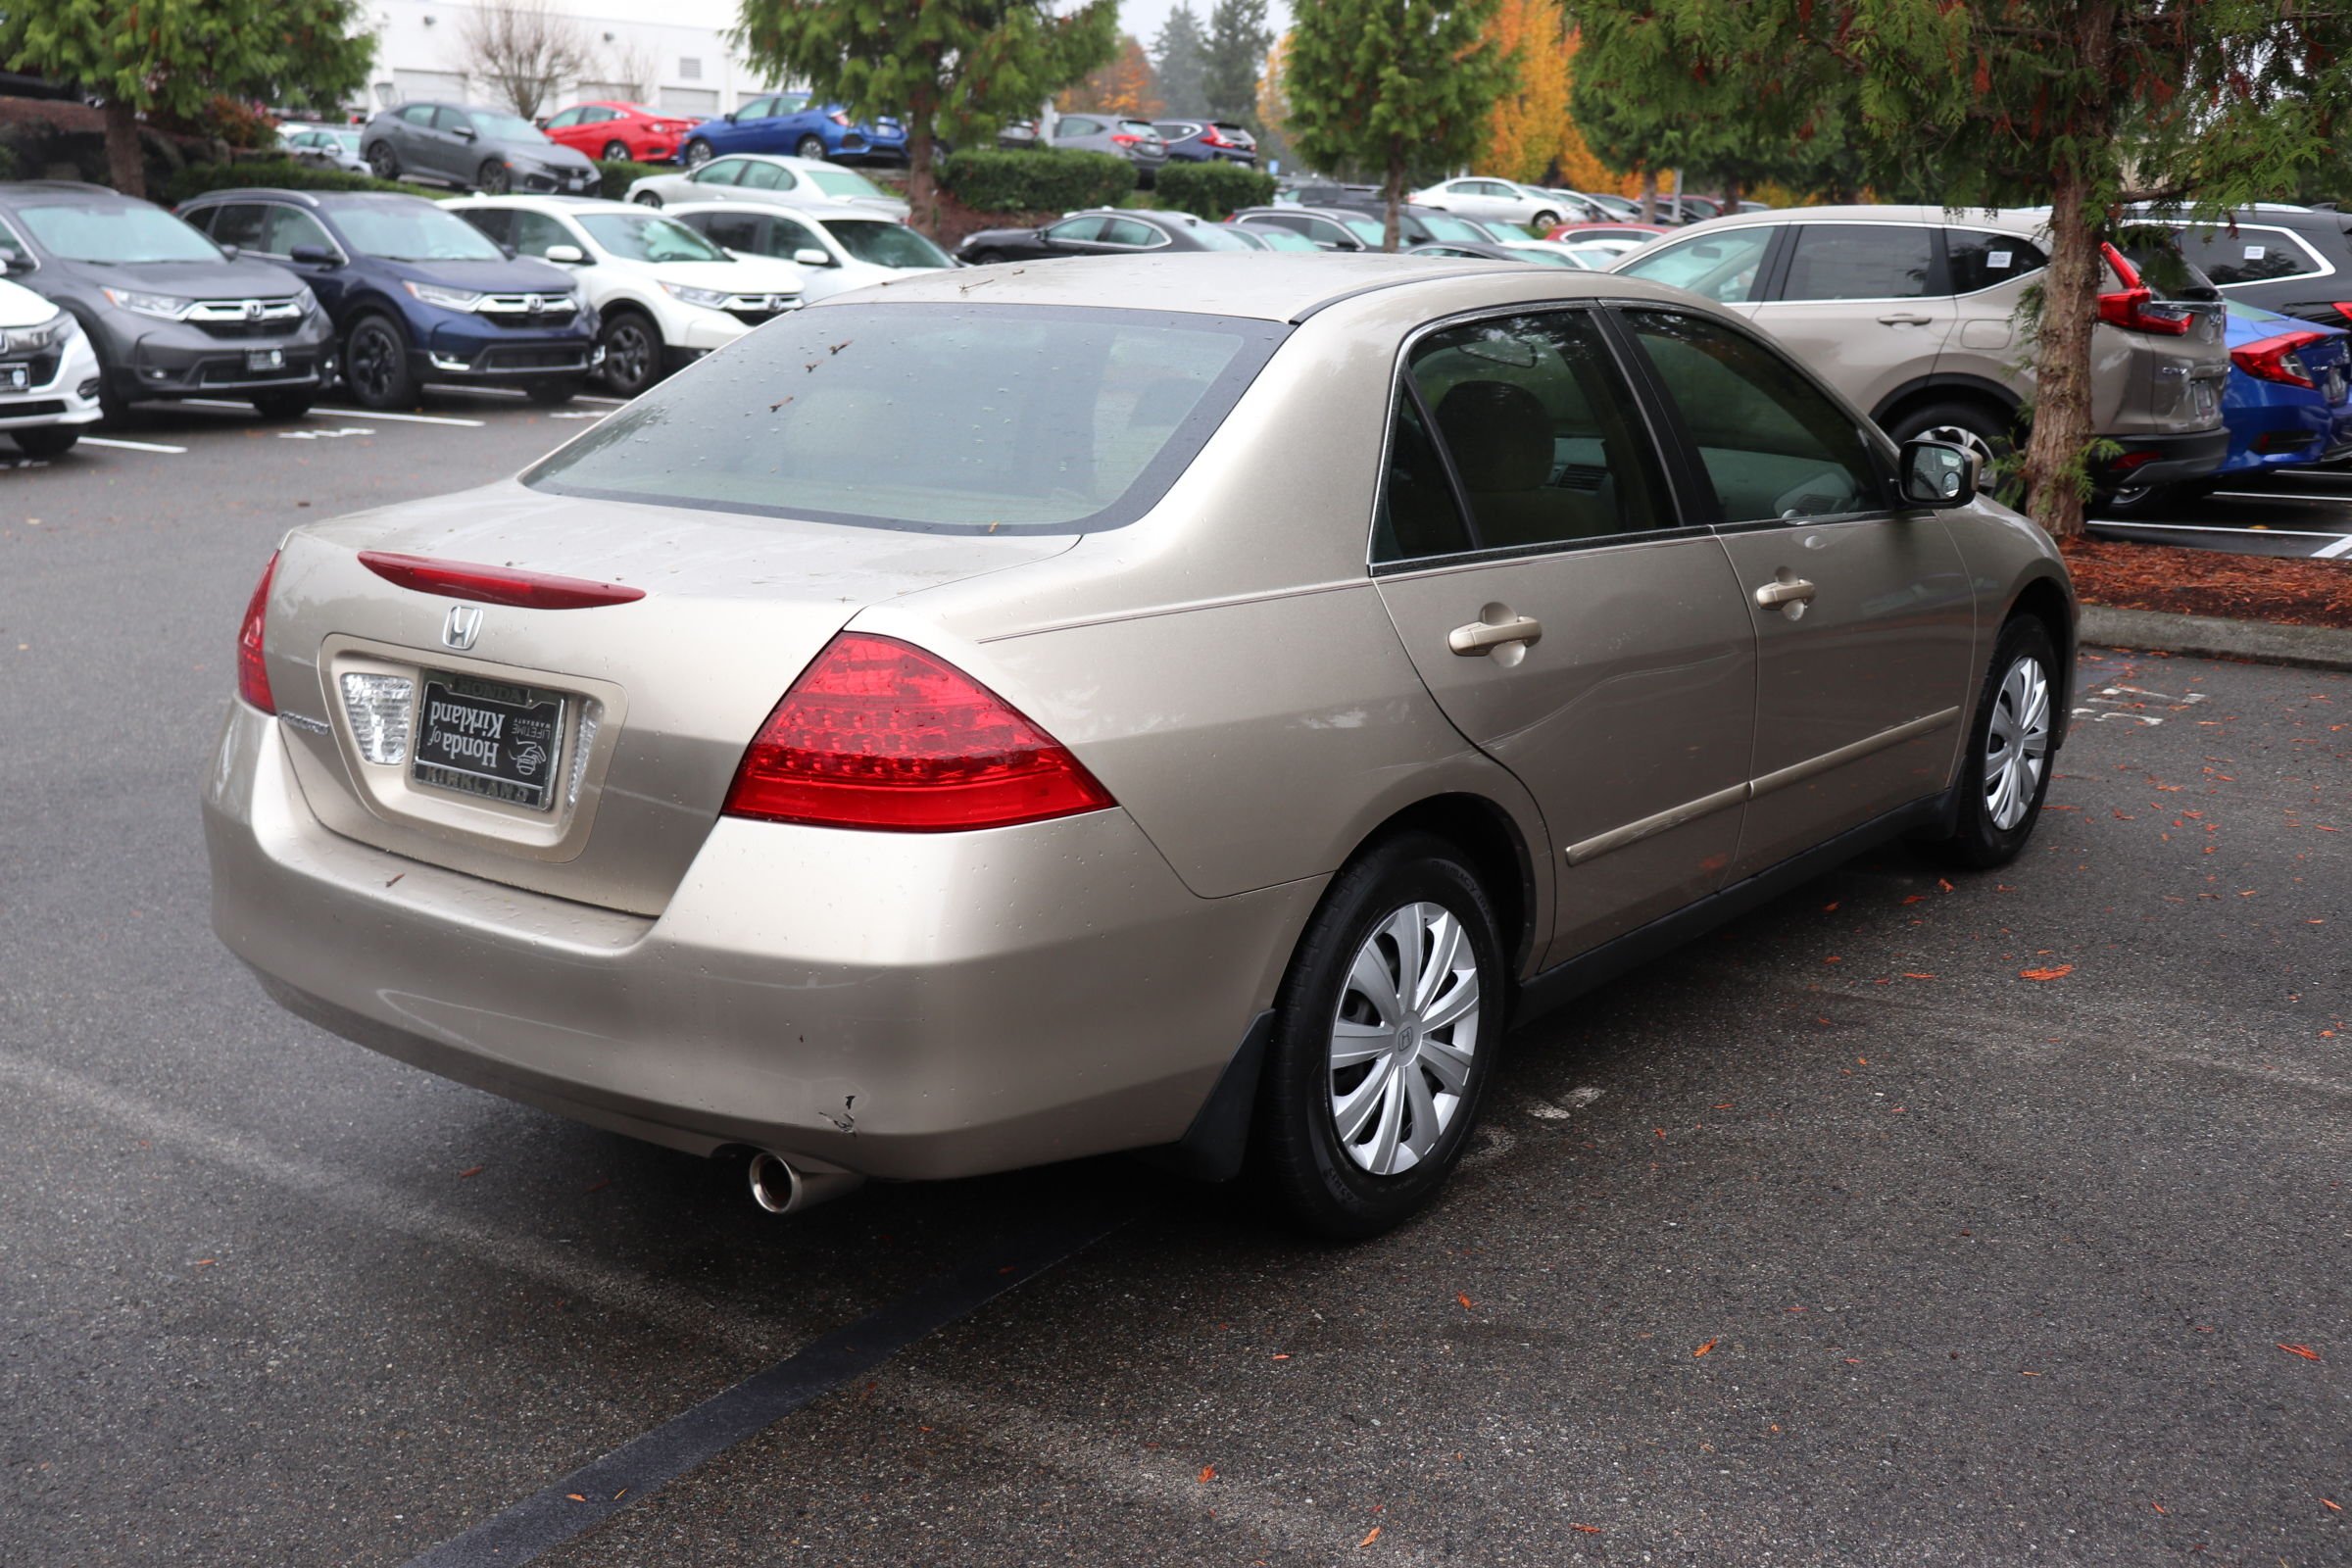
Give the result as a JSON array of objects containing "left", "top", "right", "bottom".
[
  {"left": 0, "top": 181, "right": 334, "bottom": 417},
  {"left": 1048, "top": 113, "right": 1167, "bottom": 186},
  {"left": 360, "top": 102, "right": 599, "bottom": 195}
]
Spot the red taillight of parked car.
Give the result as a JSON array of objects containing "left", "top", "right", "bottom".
[
  {"left": 2097, "top": 243, "right": 2194, "bottom": 336},
  {"left": 237, "top": 553, "right": 278, "bottom": 713},
  {"left": 355, "top": 551, "right": 647, "bottom": 610},
  {"left": 1111, "top": 133, "right": 1142, "bottom": 146},
  {"left": 2231, "top": 330, "right": 2326, "bottom": 388},
  {"left": 722, "top": 632, "right": 1115, "bottom": 832},
  {"left": 829, "top": 111, "right": 851, "bottom": 127},
  {"left": 1200, "top": 127, "right": 1229, "bottom": 147}
]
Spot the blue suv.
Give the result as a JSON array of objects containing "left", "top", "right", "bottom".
[
  {"left": 176, "top": 189, "right": 599, "bottom": 409},
  {"left": 677, "top": 91, "right": 906, "bottom": 168}
]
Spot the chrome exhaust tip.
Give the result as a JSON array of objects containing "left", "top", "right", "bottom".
[{"left": 746, "top": 1151, "right": 863, "bottom": 1215}]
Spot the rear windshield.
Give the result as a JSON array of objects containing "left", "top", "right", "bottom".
[
  {"left": 2114, "top": 227, "right": 2221, "bottom": 300},
  {"left": 525, "top": 303, "right": 1285, "bottom": 533}
]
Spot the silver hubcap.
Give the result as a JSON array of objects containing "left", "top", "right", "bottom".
[
  {"left": 1920, "top": 422, "right": 1998, "bottom": 466},
  {"left": 1328, "top": 903, "right": 1480, "bottom": 1176},
  {"left": 1984, "top": 655, "right": 2050, "bottom": 831}
]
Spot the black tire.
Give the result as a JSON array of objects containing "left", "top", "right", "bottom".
[
  {"left": 1531, "top": 210, "right": 1560, "bottom": 230},
  {"left": 367, "top": 141, "right": 399, "bottom": 180},
  {"left": 601, "top": 140, "right": 630, "bottom": 162},
  {"left": 11, "top": 424, "right": 79, "bottom": 458},
  {"left": 476, "top": 160, "right": 512, "bottom": 195},
  {"left": 796, "top": 133, "right": 827, "bottom": 160},
  {"left": 1883, "top": 397, "right": 2020, "bottom": 467},
  {"left": 632, "top": 190, "right": 663, "bottom": 208},
  {"left": 1916, "top": 615, "right": 2060, "bottom": 870},
  {"left": 248, "top": 390, "right": 316, "bottom": 419},
  {"left": 597, "top": 309, "right": 662, "bottom": 398},
  {"left": 342, "top": 315, "right": 416, "bottom": 410},
  {"left": 1252, "top": 831, "right": 1506, "bottom": 1240},
  {"left": 683, "top": 139, "right": 714, "bottom": 168},
  {"left": 968, "top": 248, "right": 1006, "bottom": 266},
  {"left": 525, "top": 379, "right": 580, "bottom": 406}
]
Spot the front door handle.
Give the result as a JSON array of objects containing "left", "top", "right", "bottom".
[
  {"left": 1447, "top": 612, "right": 1544, "bottom": 656},
  {"left": 1753, "top": 577, "right": 1817, "bottom": 609}
]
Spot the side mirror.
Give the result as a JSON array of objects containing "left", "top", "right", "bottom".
[
  {"left": 793, "top": 247, "right": 832, "bottom": 268},
  {"left": 544, "top": 243, "right": 586, "bottom": 265},
  {"left": 455, "top": 125, "right": 477, "bottom": 142},
  {"left": 288, "top": 244, "right": 338, "bottom": 267},
  {"left": 723, "top": 110, "right": 739, "bottom": 123},
  {"left": 497, "top": 242, "right": 517, "bottom": 260},
  {"left": 219, "top": 243, "right": 241, "bottom": 260},
  {"left": 1898, "top": 438, "right": 1979, "bottom": 508}
]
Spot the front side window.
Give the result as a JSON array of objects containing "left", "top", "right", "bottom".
[
  {"left": 1615, "top": 226, "right": 1773, "bottom": 303},
  {"left": 527, "top": 304, "right": 1283, "bottom": 532},
  {"left": 577, "top": 212, "right": 728, "bottom": 263},
  {"left": 398, "top": 104, "right": 435, "bottom": 125},
  {"left": 1622, "top": 309, "right": 1881, "bottom": 522},
  {"left": 262, "top": 206, "right": 334, "bottom": 256},
  {"left": 1946, "top": 228, "right": 2047, "bottom": 294},
  {"left": 0, "top": 217, "right": 30, "bottom": 270},
  {"left": 433, "top": 108, "right": 473, "bottom": 135},
  {"left": 206, "top": 203, "right": 270, "bottom": 251},
  {"left": 2176, "top": 224, "right": 2325, "bottom": 286},
  {"left": 1100, "top": 217, "right": 1165, "bottom": 248},
  {"left": 1780, "top": 222, "right": 1934, "bottom": 301},
  {"left": 507, "top": 210, "right": 578, "bottom": 258},
  {"left": 547, "top": 108, "right": 583, "bottom": 129},
  {"left": 827, "top": 220, "right": 947, "bottom": 268},
  {"left": 468, "top": 110, "right": 547, "bottom": 143},
  {"left": 694, "top": 161, "right": 745, "bottom": 185},
  {"left": 739, "top": 96, "right": 777, "bottom": 119},
  {"left": 1046, "top": 216, "right": 1106, "bottom": 244},
  {"left": 765, "top": 213, "right": 828, "bottom": 258},
  {"left": 1388, "top": 309, "right": 1672, "bottom": 558}
]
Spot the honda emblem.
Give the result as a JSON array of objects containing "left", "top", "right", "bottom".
[{"left": 441, "top": 604, "right": 483, "bottom": 651}]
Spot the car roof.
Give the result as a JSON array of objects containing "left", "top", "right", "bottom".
[
  {"left": 444, "top": 194, "right": 635, "bottom": 215},
  {"left": 180, "top": 188, "right": 433, "bottom": 210},
  {"left": 1690, "top": 203, "right": 2052, "bottom": 233},
  {"left": 845, "top": 252, "right": 1607, "bottom": 321},
  {"left": 0, "top": 179, "right": 129, "bottom": 205},
  {"left": 662, "top": 198, "right": 872, "bottom": 222}
]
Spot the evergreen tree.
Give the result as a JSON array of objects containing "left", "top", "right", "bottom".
[
  {"left": 0, "top": 0, "right": 375, "bottom": 198},
  {"left": 1285, "top": 0, "right": 1517, "bottom": 249},
  {"left": 1201, "top": 0, "right": 1271, "bottom": 122},
  {"left": 734, "top": 0, "right": 1118, "bottom": 235},
  {"left": 1152, "top": 4, "right": 1209, "bottom": 118}
]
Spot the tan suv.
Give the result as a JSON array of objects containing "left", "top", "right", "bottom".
[{"left": 1611, "top": 205, "right": 2230, "bottom": 494}]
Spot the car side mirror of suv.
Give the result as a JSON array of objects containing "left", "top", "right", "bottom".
[
  {"left": 792, "top": 247, "right": 832, "bottom": 268},
  {"left": 544, "top": 243, "right": 586, "bottom": 264},
  {"left": 1898, "top": 438, "right": 1979, "bottom": 508},
  {"left": 289, "top": 244, "right": 338, "bottom": 267}
]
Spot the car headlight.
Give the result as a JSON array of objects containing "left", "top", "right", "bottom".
[
  {"left": 291, "top": 284, "right": 318, "bottom": 315},
  {"left": 0, "top": 312, "right": 77, "bottom": 353},
  {"left": 661, "top": 281, "right": 732, "bottom": 310},
  {"left": 102, "top": 287, "right": 191, "bottom": 320},
  {"left": 404, "top": 280, "right": 485, "bottom": 311}
]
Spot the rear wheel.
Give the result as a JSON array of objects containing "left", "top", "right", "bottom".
[
  {"left": 342, "top": 315, "right": 416, "bottom": 410},
  {"left": 683, "top": 139, "right": 714, "bottom": 168},
  {"left": 632, "top": 190, "right": 663, "bottom": 208},
  {"left": 601, "top": 140, "right": 630, "bottom": 162},
  {"left": 248, "top": 390, "right": 315, "bottom": 419},
  {"left": 1253, "top": 832, "right": 1504, "bottom": 1239},
  {"left": 597, "top": 309, "right": 662, "bottom": 398},
  {"left": 1531, "top": 209, "right": 1560, "bottom": 230},
  {"left": 1884, "top": 397, "right": 2019, "bottom": 468},
  {"left": 367, "top": 141, "right": 399, "bottom": 180},
  {"left": 476, "top": 159, "right": 512, "bottom": 195},
  {"left": 11, "top": 425, "right": 79, "bottom": 458},
  {"left": 796, "top": 133, "right": 827, "bottom": 160},
  {"left": 1917, "top": 615, "right": 2059, "bottom": 870}
]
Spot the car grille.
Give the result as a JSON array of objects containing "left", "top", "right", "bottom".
[
  {"left": 2, "top": 349, "right": 64, "bottom": 387},
  {"left": 520, "top": 169, "right": 600, "bottom": 194},
  {"left": 0, "top": 399, "right": 66, "bottom": 417},
  {"left": 839, "top": 132, "right": 869, "bottom": 152},
  {"left": 723, "top": 294, "right": 801, "bottom": 325},
  {"left": 476, "top": 346, "right": 592, "bottom": 372},
  {"left": 476, "top": 293, "right": 580, "bottom": 323},
  {"left": 200, "top": 355, "right": 314, "bottom": 385},
  {"left": 185, "top": 297, "right": 308, "bottom": 337}
]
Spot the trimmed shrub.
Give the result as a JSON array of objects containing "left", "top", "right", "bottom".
[
  {"left": 596, "top": 158, "right": 677, "bottom": 201},
  {"left": 162, "top": 158, "right": 428, "bottom": 204},
  {"left": 940, "top": 148, "right": 1133, "bottom": 215},
  {"left": 1152, "top": 160, "right": 1278, "bottom": 221}
]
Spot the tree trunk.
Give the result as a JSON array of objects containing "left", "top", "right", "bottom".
[
  {"left": 104, "top": 98, "right": 144, "bottom": 199},
  {"left": 905, "top": 82, "right": 941, "bottom": 238},
  {"left": 1639, "top": 169, "right": 1657, "bottom": 222},
  {"left": 2020, "top": 164, "right": 2100, "bottom": 540},
  {"left": 1383, "top": 136, "right": 1404, "bottom": 252},
  {"left": 1722, "top": 175, "right": 1742, "bottom": 211}
]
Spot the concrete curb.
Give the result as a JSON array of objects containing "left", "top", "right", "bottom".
[{"left": 2080, "top": 605, "right": 2352, "bottom": 672}]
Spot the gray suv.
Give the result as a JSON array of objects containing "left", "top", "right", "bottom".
[
  {"left": 361, "top": 102, "right": 599, "bottom": 195},
  {"left": 1048, "top": 113, "right": 1167, "bottom": 186}
]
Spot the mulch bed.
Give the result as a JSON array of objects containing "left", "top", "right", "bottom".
[{"left": 2062, "top": 537, "right": 2352, "bottom": 630}]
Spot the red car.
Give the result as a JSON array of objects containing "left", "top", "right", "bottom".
[
  {"left": 1543, "top": 220, "right": 1673, "bottom": 244},
  {"left": 540, "top": 101, "right": 699, "bottom": 165}
]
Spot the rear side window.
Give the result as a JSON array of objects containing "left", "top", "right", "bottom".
[
  {"left": 1375, "top": 392, "right": 1472, "bottom": 562},
  {"left": 1622, "top": 309, "right": 1881, "bottom": 522},
  {"left": 739, "top": 162, "right": 790, "bottom": 190},
  {"left": 2175, "top": 224, "right": 2325, "bottom": 286},
  {"left": 697, "top": 211, "right": 765, "bottom": 252},
  {"left": 1779, "top": 223, "right": 1934, "bottom": 301},
  {"left": 694, "top": 161, "right": 745, "bottom": 185},
  {"left": 1946, "top": 229, "right": 2048, "bottom": 293},
  {"left": 526, "top": 304, "right": 1285, "bottom": 533}
]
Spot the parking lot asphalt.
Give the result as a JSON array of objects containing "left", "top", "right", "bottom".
[{"left": 1, "top": 400, "right": 2346, "bottom": 1567}]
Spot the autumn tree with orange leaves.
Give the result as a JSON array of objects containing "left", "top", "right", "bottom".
[{"left": 1058, "top": 33, "right": 1163, "bottom": 118}]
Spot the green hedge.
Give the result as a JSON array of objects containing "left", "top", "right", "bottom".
[
  {"left": 940, "top": 148, "right": 1134, "bottom": 214},
  {"left": 162, "top": 158, "right": 425, "bottom": 204},
  {"left": 595, "top": 159, "right": 676, "bottom": 202},
  {"left": 1152, "top": 160, "right": 1279, "bottom": 220}
]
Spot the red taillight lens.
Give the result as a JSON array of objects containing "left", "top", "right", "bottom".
[
  {"left": 1200, "top": 128, "right": 1228, "bottom": 147},
  {"left": 2231, "top": 330, "right": 2325, "bottom": 388},
  {"left": 721, "top": 632, "right": 1114, "bottom": 832},
  {"left": 355, "top": 551, "right": 646, "bottom": 610},
  {"left": 1110, "top": 133, "right": 1139, "bottom": 146},
  {"left": 237, "top": 553, "right": 278, "bottom": 713},
  {"left": 2096, "top": 242, "right": 2192, "bottom": 335},
  {"left": 829, "top": 111, "right": 851, "bottom": 126}
]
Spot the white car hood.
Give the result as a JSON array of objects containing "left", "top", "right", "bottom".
[
  {"left": 0, "top": 276, "right": 60, "bottom": 330},
  {"left": 644, "top": 256, "right": 808, "bottom": 294}
]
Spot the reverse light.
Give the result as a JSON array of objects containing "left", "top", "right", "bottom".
[
  {"left": 721, "top": 633, "right": 1115, "bottom": 832},
  {"left": 338, "top": 671, "right": 414, "bottom": 763},
  {"left": 237, "top": 553, "right": 278, "bottom": 713},
  {"left": 2231, "top": 329, "right": 2326, "bottom": 388},
  {"left": 355, "top": 551, "right": 646, "bottom": 609},
  {"left": 2096, "top": 243, "right": 2193, "bottom": 336}
]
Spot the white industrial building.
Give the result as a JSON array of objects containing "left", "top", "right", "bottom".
[{"left": 362, "top": 0, "right": 776, "bottom": 116}]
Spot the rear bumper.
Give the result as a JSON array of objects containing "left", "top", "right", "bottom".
[
  {"left": 202, "top": 702, "right": 1318, "bottom": 1180},
  {"left": 2101, "top": 424, "right": 2230, "bottom": 489}
]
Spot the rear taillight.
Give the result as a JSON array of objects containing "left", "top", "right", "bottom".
[
  {"left": 829, "top": 111, "right": 851, "bottom": 126},
  {"left": 2231, "top": 329, "right": 2326, "bottom": 387},
  {"left": 1200, "top": 128, "right": 1228, "bottom": 147},
  {"left": 355, "top": 551, "right": 646, "bottom": 609},
  {"left": 1111, "top": 133, "right": 1140, "bottom": 146},
  {"left": 721, "top": 632, "right": 1114, "bottom": 832},
  {"left": 2097, "top": 242, "right": 2194, "bottom": 336},
  {"left": 237, "top": 553, "right": 278, "bottom": 713}
]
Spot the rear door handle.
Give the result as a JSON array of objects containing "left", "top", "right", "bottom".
[
  {"left": 1447, "top": 613, "right": 1544, "bottom": 656},
  {"left": 1753, "top": 578, "right": 1817, "bottom": 609},
  {"left": 1877, "top": 312, "right": 1935, "bottom": 326}
]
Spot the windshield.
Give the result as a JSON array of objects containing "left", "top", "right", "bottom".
[
  {"left": 525, "top": 303, "right": 1284, "bottom": 532},
  {"left": 578, "top": 212, "right": 729, "bottom": 263},
  {"left": 1413, "top": 213, "right": 1488, "bottom": 243},
  {"left": 825, "top": 220, "right": 950, "bottom": 269},
  {"left": 21, "top": 203, "right": 220, "bottom": 264},
  {"left": 336, "top": 202, "right": 506, "bottom": 262},
  {"left": 805, "top": 166, "right": 886, "bottom": 200},
  {"left": 471, "top": 111, "right": 549, "bottom": 144},
  {"left": 1185, "top": 223, "right": 1257, "bottom": 252}
]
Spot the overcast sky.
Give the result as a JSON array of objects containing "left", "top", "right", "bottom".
[{"left": 1118, "top": 0, "right": 1294, "bottom": 48}]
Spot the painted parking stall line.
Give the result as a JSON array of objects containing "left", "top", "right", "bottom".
[
  {"left": 2315, "top": 533, "right": 2352, "bottom": 559},
  {"left": 312, "top": 406, "right": 485, "bottom": 427},
  {"left": 79, "top": 436, "right": 186, "bottom": 454},
  {"left": 400, "top": 1203, "right": 1135, "bottom": 1568}
]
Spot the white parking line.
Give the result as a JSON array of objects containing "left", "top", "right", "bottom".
[
  {"left": 576, "top": 394, "right": 629, "bottom": 406},
  {"left": 2206, "top": 490, "right": 2352, "bottom": 507},
  {"left": 2315, "top": 533, "right": 2352, "bottom": 559},
  {"left": 2094, "top": 518, "right": 2350, "bottom": 541},
  {"left": 80, "top": 436, "right": 186, "bottom": 454},
  {"left": 312, "top": 406, "right": 485, "bottom": 427}
]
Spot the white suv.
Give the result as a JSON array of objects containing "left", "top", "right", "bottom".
[
  {"left": 0, "top": 272, "right": 100, "bottom": 459},
  {"left": 445, "top": 196, "right": 808, "bottom": 398}
]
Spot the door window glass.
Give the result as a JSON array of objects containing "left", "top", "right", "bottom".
[
  {"left": 546, "top": 108, "right": 582, "bottom": 129},
  {"left": 1058, "top": 117, "right": 1102, "bottom": 137},
  {"left": 765, "top": 213, "right": 828, "bottom": 258},
  {"left": 1101, "top": 217, "right": 1163, "bottom": 248},
  {"left": 1946, "top": 229, "right": 2048, "bottom": 293},
  {"left": 1615, "top": 226, "right": 1773, "bottom": 303},
  {"left": 262, "top": 206, "right": 333, "bottom": 256},
  {"left": 1623, "top": 309, "right": 1882, "bottom": 522},
  {"left": 508, "top": 210, "right": 575, "bottom": 258},
  {"left": 1045, "top": 216, "right": 1106, "bottom": 244},
  {"left": 694, "top": 160, "right": 745, "bottom": 185},
  {"left": 1779, "top": 223, "right": 1934, "bottom": 301},
  {"left": 738, "top": 162, "right": 787, "bottom": 190},
  {"left": 1373, "top": 392, "right": 1473, "bottom": 563},
  {"left": 1398, "top": 310, "right": 1672, "bottom": 554},
  {"left": 433, "top": 108, "right": 472, "bottom": 134},
  {"left": 206, "top": 203, "right": 270, "bottom": 251},
  {"left": 2174, "top": 224, "right": 2324, "bottom": 285},
  {"left": 739, "top": 96, "right": 777, "bottom": 120},
  {"left": 701, "top": 212, "right": 764, "bottom": 252},
  {"left": 398, "top": 104, "right": 435, "bottom": 125}
]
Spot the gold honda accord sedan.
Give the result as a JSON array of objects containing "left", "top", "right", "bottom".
[{"left": 204, "top": 255, "right": 2072, "bottom": 1237}]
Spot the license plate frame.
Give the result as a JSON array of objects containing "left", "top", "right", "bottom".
[
  {"left": 0, "top": 362, "right": 27, "bottom": 393},
  {"left": 246, "top": 347, "right": 285, "bottom": 373},
  {"left": 410, "top": 671, "right": 567, "bottom": 811}
]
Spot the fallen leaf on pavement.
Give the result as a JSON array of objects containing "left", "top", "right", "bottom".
[
  {"left": 1199, "top": 1465, "right": 1216, "bottom": 1484},
  {"left": 458, "top": 1165, "right": 484, "bottom": 1178},
  {"left": 2278, "top": 1343, "right": 2321, "bottom": 1360},
  {"left": 2020, "top": 964, "right": 2075, "bottom": 981},
  {"left": 1358, "top": 1526, "right": 1381, "bottom": 1547},
  {"left": 1693, "top": 1339, "right": 1717, "bottom": 1357},
  {"left": 565, "top": 1494, "right": 587, "bottom": 1502},
  {"left": 1570, "top": 1523, "right": 1601, "bottom": 1534},
  {"left": 2323, "top": 1498, "right": 2341, "bottom": 1512},
  {"left": 1457, "top": 1293, "right": 1474, "bottom": 1311}
]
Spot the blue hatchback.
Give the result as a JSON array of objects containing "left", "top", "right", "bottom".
[
  {"left": 677, "top": 91, "right": 906, "bottom": 169},
  {"left": 177, "top": 189, "right": 599, "bottom": 409}
]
